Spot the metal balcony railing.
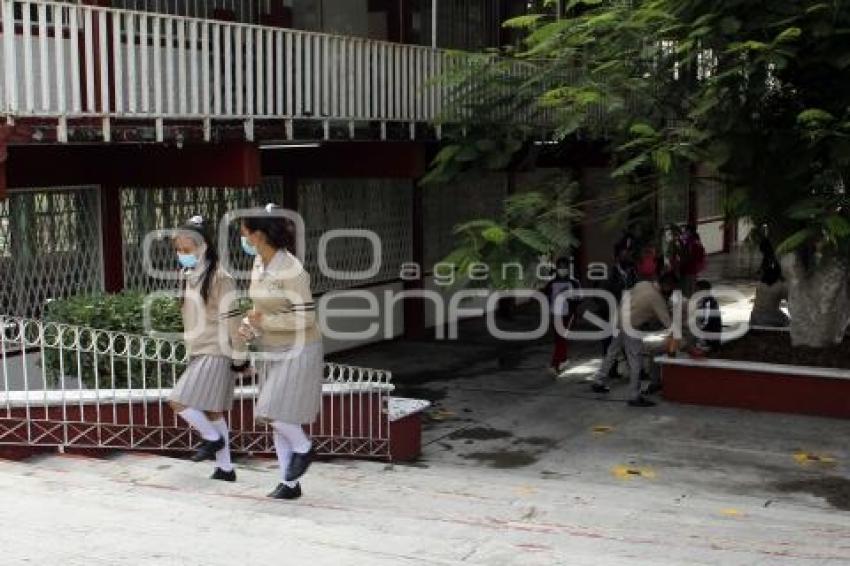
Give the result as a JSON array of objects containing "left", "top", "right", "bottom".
[{"left": 0, "top": 0, "right": 456, "bottom": 142}]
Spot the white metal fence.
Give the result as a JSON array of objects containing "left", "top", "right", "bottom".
[
  {"left": 0, "top": 0, "right": 452, "bottom": 141},
  {"left": 0, "top": 315, "right": 394, "bottom": 458}
]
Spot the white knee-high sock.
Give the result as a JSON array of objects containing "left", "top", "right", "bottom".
[
  {"left": 272, "top": 430, "right": 297, "bottom": 488},
  {"left": 211, "top": 419, "right": 234, "bottom": 472},
  {"left": 178, "top": 408, "right": 220, "bottom": 441},
  {"left": 271, "top": 421, "right": 312, "bottom": 454}
]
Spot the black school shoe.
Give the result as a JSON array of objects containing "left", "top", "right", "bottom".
[
  {"left": 210, "top": 468, "right": 236, "bottom": 482},
  {"left": 591, "top": 383, "right": 611, "bottom": 394},
  {"left": 285, "top": 449, "right": 314, "bottom": 482},
  {"left": 267, "top": 482, "right": 302, "bottom": 500},
  {"left": 190, "top": 437, "right": 225, "bottom": 462},
  {"left": 627, "top": 396, "right": 657, "bottom": 408},
  {"left": 644, "top": 382, "right": 663, "bottom": 395}
]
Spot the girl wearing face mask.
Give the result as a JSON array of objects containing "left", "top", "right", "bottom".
[
  {"left": 239, "top": 204, "right": 323, "bottom": 501},
  {"left": 168, "top": 216, "right": 248, "bottom": 482},
  {"left": 544, "top": 257, "right": 582, "bottom": 376}
]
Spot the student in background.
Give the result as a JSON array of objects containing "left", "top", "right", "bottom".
[
  {"left": 750, "top": 263, "right": 789, "bottom": 328},
  {"left": 544, "top": 257, "right": 581, "bottom": 376},
  {"left": 636, "top": 243, "right": 659, "bottom": 281},
  {"left": 590, "top": 273, "right": 680, "bottom": 407},
  {"left": 693, "top": 279, "right": 722, "bottom": 353},
  {"left": 680, "top": 225, "right": 707, "bottom": 297},
  {"left": 599, "top": 242, "right": 638, "bottom": 357}
]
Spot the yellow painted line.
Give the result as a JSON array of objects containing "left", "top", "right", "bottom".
[
  {"left": 793, "top": 451, "right": 837, "bottom": 466},
  {"left": 591, "top": 425, "right": 615, "bottom": 435},
  {"left": 429, "top": 409, "right": 456, "bottom": 421},
  {"left": 612, "top": 465, "right": 656, "bottom": 480},
  {"left": 720, "top": 508, "right": 745, "bottom": 518}
]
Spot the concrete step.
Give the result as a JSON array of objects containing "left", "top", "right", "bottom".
[{"left": 1, "top": 451, "right": 848, "bottom": 565}]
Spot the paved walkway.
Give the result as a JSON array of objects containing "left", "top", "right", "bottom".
[{"left": 2, "top": 259, "right": 849, "bottom": 565}]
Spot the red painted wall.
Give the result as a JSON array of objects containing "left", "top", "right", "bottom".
[{"left": 663, "top": 364, "right": 850, "bottom": 419}]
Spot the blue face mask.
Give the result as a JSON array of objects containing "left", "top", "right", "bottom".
[
  {"left": 177, "top": 253, "right": 199, "bottom": 269},
  {"left": 241, "top": 236, "right": 258, "bottom": 256}
]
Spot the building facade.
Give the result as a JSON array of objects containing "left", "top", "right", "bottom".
[
  {"left": 0, "top": 0, "right": 738, "bottom": 353},
  {"left": 0, "top": 0, "right": 533, "bottom": 353}
]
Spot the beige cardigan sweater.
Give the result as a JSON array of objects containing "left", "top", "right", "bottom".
[
  {"left": 181, "top": 264, "right": 246, "bottom": 362},
  {"left": 249, "top": 251, "right": 322, "bottom": 349}
]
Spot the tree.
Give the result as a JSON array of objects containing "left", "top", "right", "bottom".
[
  {"left": 431, "top": 0, "right": 850, "bottom": 347},
  {"left": 441, "top": 174, "right": 582, "bottom": 290}
]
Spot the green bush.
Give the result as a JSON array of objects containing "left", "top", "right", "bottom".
[{"left": 42, "top": 292, "right": 186, "bottom": 390}]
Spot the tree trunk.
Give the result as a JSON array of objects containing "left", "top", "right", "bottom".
[{"left": 781, "top": 253, "right": 850, "bottom": 348}]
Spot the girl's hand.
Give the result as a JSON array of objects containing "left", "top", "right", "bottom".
[
  {"left": 238, "top": 322, "right": 255, "bottom": 340},
  {"left": 246, "top": 309, "right": 263, "bottom": 327}
]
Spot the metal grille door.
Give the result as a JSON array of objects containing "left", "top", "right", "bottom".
[{"left": 0, "top": 187, "right": 103, "bottom": 318}]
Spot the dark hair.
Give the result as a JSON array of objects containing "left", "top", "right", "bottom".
[
  {"left": 177, "top": 219, "right": 218, "bottom": 304},
  {"left": 555, "top": 256, "right": 571, "bottom": 268},
  {"left": 659, "top": 271, "right": 680, "bottom": 289},
  {"left": 241, "top": 204, "right": 295, "bottom": 253},
  {"left": 696, "top": 279, "right": 712, "bottom": 292}
]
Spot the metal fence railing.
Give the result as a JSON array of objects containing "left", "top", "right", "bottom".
[
  {"left": 0, "top": 0, "right": 451, "bottom": 141},
  {"left": 0, "top": 315, "right": 394, "bottom": 459}
]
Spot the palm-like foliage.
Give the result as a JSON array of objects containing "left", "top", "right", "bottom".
[{"left": 442, "top": 175, "right": 582, "bottom": 290}]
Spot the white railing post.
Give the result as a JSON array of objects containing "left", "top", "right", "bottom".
[
  {"left": 3, "top": 0, "right": 18, "bottom": 114},
  {"left": 22, "top": 0, "right": 33, "bottom": 112},
  {"left": 37, "top": 1, "right": 48, "bottom": 112}
]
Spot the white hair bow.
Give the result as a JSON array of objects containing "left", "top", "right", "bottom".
[
  {"left": 188, "top": 215, "right": 204, "bottom": 226},
  {"left": 265, "top": 203, "right": 278, "bottom": 213}
]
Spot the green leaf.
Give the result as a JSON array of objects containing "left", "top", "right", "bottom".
[
  {"left": 797, "top": 108, "right": 836, "bottom": 126},
  {"left": 612, "top": 154, "right": 648, "bottom": 178},
  {"left": 652, "top": 149, "right": 673, "bottom": 174},
  {"left": 629, "top": 123, "right": 657, "bottom": 137},
  {"left": 776, "top": 229, "right": 814, "bottom": 255},
  {"left": 510, "top": 228, "right": 552, "bottom": 254},
  {"left": 566, "top": 0, "right": 604, "bottom": 10},
  {"left": 482, "top": 226, "right": 509, "bottom": 244},
  {"left": 774, "top": 27, "right": 802, "bottom": 44},
  {"left": 432, "top": 144, "right": 462, "bottom": 164},
  {"left": 502, "top": 14, "right": 544, "bottom": 30},
  {"left": 824, "top": 215, "right": 850, "bottom": 238},
  {"left": 727, "top": 40, "right": 769, "bottom": 53},
  {"left": 455, "top": 145, "right": 481, "bottom": 162}
]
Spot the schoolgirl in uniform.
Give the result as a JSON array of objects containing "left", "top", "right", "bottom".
[
  {"left": 168, "top": 216, "right": 247, "bottom": 482},
  {"left": 239, "top": 204, "right": 323, "bottom": 500}
]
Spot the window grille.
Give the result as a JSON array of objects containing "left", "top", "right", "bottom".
[
  {"left": 0, "top": 186, "right": 103, "bottom": 317},
  {"left": 422, "top": 172, "right": 507, "bottom": 270},
  {"left": 121, "top": 181, "right": 284, "bottom": 293},
  {"left": 299, "top": 178, "right": 413, "bottom": 293}
]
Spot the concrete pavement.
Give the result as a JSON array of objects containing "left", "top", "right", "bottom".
[{"left": 2, "top": 280, "right": 849, "bottom": 565}]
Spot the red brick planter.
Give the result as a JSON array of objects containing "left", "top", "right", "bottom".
[{"left": 659, "top": 357, "right": 850, "bottom": 419}]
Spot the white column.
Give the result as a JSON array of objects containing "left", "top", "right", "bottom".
[{"left": 431, "top": 0, "right": 438, "bottom": 49}]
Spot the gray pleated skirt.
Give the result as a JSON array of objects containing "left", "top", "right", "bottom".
[
  {"left": 169, "top": 355, "right": 235, "bottom": 412},
  {"left": 256, "top": 341, "right": 324, "bottom": 425}
]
